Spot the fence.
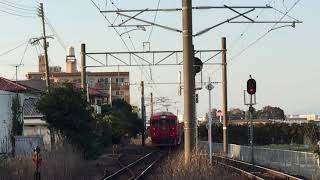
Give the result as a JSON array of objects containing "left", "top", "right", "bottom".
[
  {"left": 0, "top": 136, "right": 11, "bottom": 154},
  {"left": 211, "top": 143, "right": 320, "bottom": 179},
  {"left": 15, "top": 136, "right": 44, "bottom": 156}
]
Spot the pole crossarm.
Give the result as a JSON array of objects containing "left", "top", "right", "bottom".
[
  {"left": 194, "top": 8, "right": 255, "bottom": 37},
  {"left": 117, "top": 12, "right": 182, "bottom": 33},
  {"left": 103, "top": 5, "right": 302, "bottom": 36},
  {"left": 85, "top": 49, "right": 223, "bottom": 67},
  {"left": 100, "top": 6, "right": 272, "bottom": 13}
]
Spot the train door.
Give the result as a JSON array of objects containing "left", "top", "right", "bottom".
[{"left": 159, "top": 118, "right": 169, "bottom": 137}]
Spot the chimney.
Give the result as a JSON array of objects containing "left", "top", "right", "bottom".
[
  {"left": 66, "top": 46, "right": 77, "bottom": 73},
  {"left": 38, "top": 54, "right": 46, "bottom": 73}
]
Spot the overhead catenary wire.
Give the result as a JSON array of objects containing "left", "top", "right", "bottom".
[
  {"left": 90, "top": 0, "right": 163, "bottom": 98},
  {"left": 108, "top": 0, "right": 164, "bottom": 97},
  {"left": 209, "top": 0, "right": 302, "bottom": 77},
  {"left": 228, "top": 0, "right": 302, "bottom": 63}
]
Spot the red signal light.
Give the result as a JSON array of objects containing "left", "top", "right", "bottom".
[{"left": 247, "top": 78, "right": 256, "bottom": 95}]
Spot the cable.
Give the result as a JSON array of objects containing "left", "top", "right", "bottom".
[
  {"left": 45, "top": 16, "right": 67, "bottom": 51},
  {"left": 0, "top": 8, "right": 35, "bottom": 18},
  {"left": 0, "top": 1, "right": 36, "bottom": 12},
  {"left": 2, "top": 0, "right": 37, "bottom": 10},
  {"left": 90, "top": 0, "right": 162, "bottom": 97},
  {"left": 108, "top": 0, "right": 163, "bottom": 96},
  {"left": 18, "top": 42, "right": 29, "bottom": 65},
  {"left": 209, "top": 0, "right": 301, "bottom": 77},
  {"left": 229, "top": 0, "right": 302, "bottom": 64},
  {"left": 0, "top": 40, "right": 29, "bottom": 57},
  {"left": 146, "top": 0, "right": 161, "bottom": 42}
]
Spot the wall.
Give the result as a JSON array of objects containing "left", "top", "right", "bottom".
[{"left": 210, "top": 143, "right": 320, "bottom": 179}]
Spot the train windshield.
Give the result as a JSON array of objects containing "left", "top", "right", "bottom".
[{"left": 150, "top": 119, "right": 176, "bottom": 126}]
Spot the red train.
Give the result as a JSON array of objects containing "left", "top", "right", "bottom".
[{"left": 149, "top": 112, "right": 180, "bottom": 146}]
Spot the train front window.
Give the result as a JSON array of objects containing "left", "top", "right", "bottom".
[{"left": 151, "top": 119, "right": 176, "bottom": 126}]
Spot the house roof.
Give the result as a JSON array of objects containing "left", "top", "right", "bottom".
[
  {"left": 23, "top": 98, "right": 43, "bottom": 117},
  {"left": 0, "top": 77, "right": 28, "bottom": 92},
  {"left": 17, "top": 79, "right": 46, "bottom": 93},
  {"left": 27, "top": 71, "right": 129, "bottom": 77}
]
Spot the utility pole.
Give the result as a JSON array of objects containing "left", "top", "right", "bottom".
[
  {"left": 81, "top": 44, "right": 87, "bottom": 97},
  {"left": 39, "top": 3, "right": 50, "bottom": 91},
  {"left": 182, "top": 0, "right": 195, "bottom": 163},
  {"left": 141, "top": 81, "right": 145, "bottom": 146},
  {"left": 221, "top": 37, "right": 228, "bottom": 155},
  {"left": 150, "top": 92, "right": 153, "bottom": 115},
  {"left": 109, "top": 77, "right": 112, "bottom": 107},
  {"left": 15, "top": 65, "right": 18, "bottom": 84},
  {"left": 206, "top": 77, "right": 214, "bottom": 165}
]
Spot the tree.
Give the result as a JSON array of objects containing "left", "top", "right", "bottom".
[
  {"left": 36, "top": 84, "right": 95, "bottom": 150},
  {"left": 11, "top": 95, "right": 23, "bottom": 154},
  {"left": 228, "top": 108, "right": 246, "bottom": 120},
  {"left": 100, "top": 99, "right": 143, "bottom": 144},
  {"left": 256, "top": 106, "right": 285, "bottom": 120}
]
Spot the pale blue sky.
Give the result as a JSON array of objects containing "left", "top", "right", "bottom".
[{"left": 0, "top": 0, "right": 318, "bottom": 117}]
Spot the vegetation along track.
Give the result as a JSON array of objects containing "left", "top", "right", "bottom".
[
  {"left": 100, "top": 151, "right": 163, "bottom": 180},
  {"left": 213, "top": 155, "right": 304, "bottom": 180}
]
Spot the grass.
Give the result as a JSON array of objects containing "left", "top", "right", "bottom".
[
  {"left": 0, "top": 144, "right": 96, "bottom": 180},
  {"left": 151, "top": 150, "right": 247, "bottom": 180}
]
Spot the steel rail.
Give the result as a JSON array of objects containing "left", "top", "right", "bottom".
[
  {"left": 101, "top": 151, "right": 159, "bottom": 180},
  {"left": 213, "top": 154, "right": 304, "bottom": 180}
]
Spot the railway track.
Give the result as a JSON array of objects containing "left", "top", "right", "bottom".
[
  {"left": 213, "top": 154, "right": 304, "bottom": 180},
  {"left": 100, "top": 151, "right": 163, "bottom": 180}
]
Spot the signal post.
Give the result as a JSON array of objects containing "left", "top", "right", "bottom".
[{"left": 244, "top": 75, "right": 257, "bottom": 164}]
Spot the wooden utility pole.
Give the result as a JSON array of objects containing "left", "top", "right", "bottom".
[
  {"left": 141, "top": 81, "right": 145, "bottom": 146},
  {"left": 182, "top": 0, "right": 195, "bottom": 163},
  {"left": 39, "top": 3, "right": 50, "bottom": 91},
  {"left": 221, "top": 37, "right": 228, "bottom": 154},
  {"left": 81, "top": 44, "right": 87, "bottom": 97}
]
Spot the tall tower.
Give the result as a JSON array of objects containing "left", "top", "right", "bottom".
[
  {"left": 38, "top": 54, "right": 46, "bottom": 73},
  {"left": 66, "top": 47, "right": 77, "bottom": 73}
]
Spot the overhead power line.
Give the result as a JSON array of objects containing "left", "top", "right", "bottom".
[
  {"left": 0, "top": 40, "right": 29, "bottom": 57},
  {"left": 0, "top": 8, "right": 35, "bottom": 18},
  {"left": 0, "top": 1, "right": 36, "bottom": 12}
]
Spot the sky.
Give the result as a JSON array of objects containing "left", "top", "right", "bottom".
[{"left": 0, "top": 0, "right": 319, "bottom": 117}]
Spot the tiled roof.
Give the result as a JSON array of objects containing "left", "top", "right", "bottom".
[
  {"left": 17, "top": 79, "right": 46, "bottom": 93},
  {"left": 0, "top": 77, "right": 28, "bottom": 92},
  {"left": 23, "top": 98, "right": 43, "bottom": 117}
]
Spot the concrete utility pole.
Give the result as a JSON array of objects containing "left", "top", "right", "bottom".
[
  {"left": 39, "top": 3, "right": 50, "bottom": 91},
  {"left": 150, "top": 92, "right": 153, "bottom": 115},
  {"left": 206, "top": 77, "right": 214, "bottom": 165},
  {"left": 141, "top": 81, "right": 146, "bottom": 146},
  {"left": 182, "top": 0, "right": 195, "bottom": 163},
  {"left": 221, "top": 37, "right": 228, "bottom": 155},
  {"left": 109, "top": 77, "right": 112, "bottom": 107},
  {"left": 81, "top": 44, "right": 87, "bottom": 97}
]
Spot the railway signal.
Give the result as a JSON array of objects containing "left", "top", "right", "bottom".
[
  {"left": 244, "top": 75, "right": 257, "bottom": 164},
  {"left": 247, "top": 76, "right": 256, "bottom": 95},
  {"left": 194, "top": 57, "right": 203, "bottom": 76}
]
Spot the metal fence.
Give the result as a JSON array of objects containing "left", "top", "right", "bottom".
[
  {"left": 211, "top": 143, "right": 320, "bottom": 179},
  {"left": 15, "top": 136, "right": 44, "bottom": 156},
  {"left": 0, "top": 136, "right": 11, "bottom": 154}
]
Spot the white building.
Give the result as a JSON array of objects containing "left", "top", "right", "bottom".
[{"left": 0, "top": 90, "right": 24, "bottom": 153}]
